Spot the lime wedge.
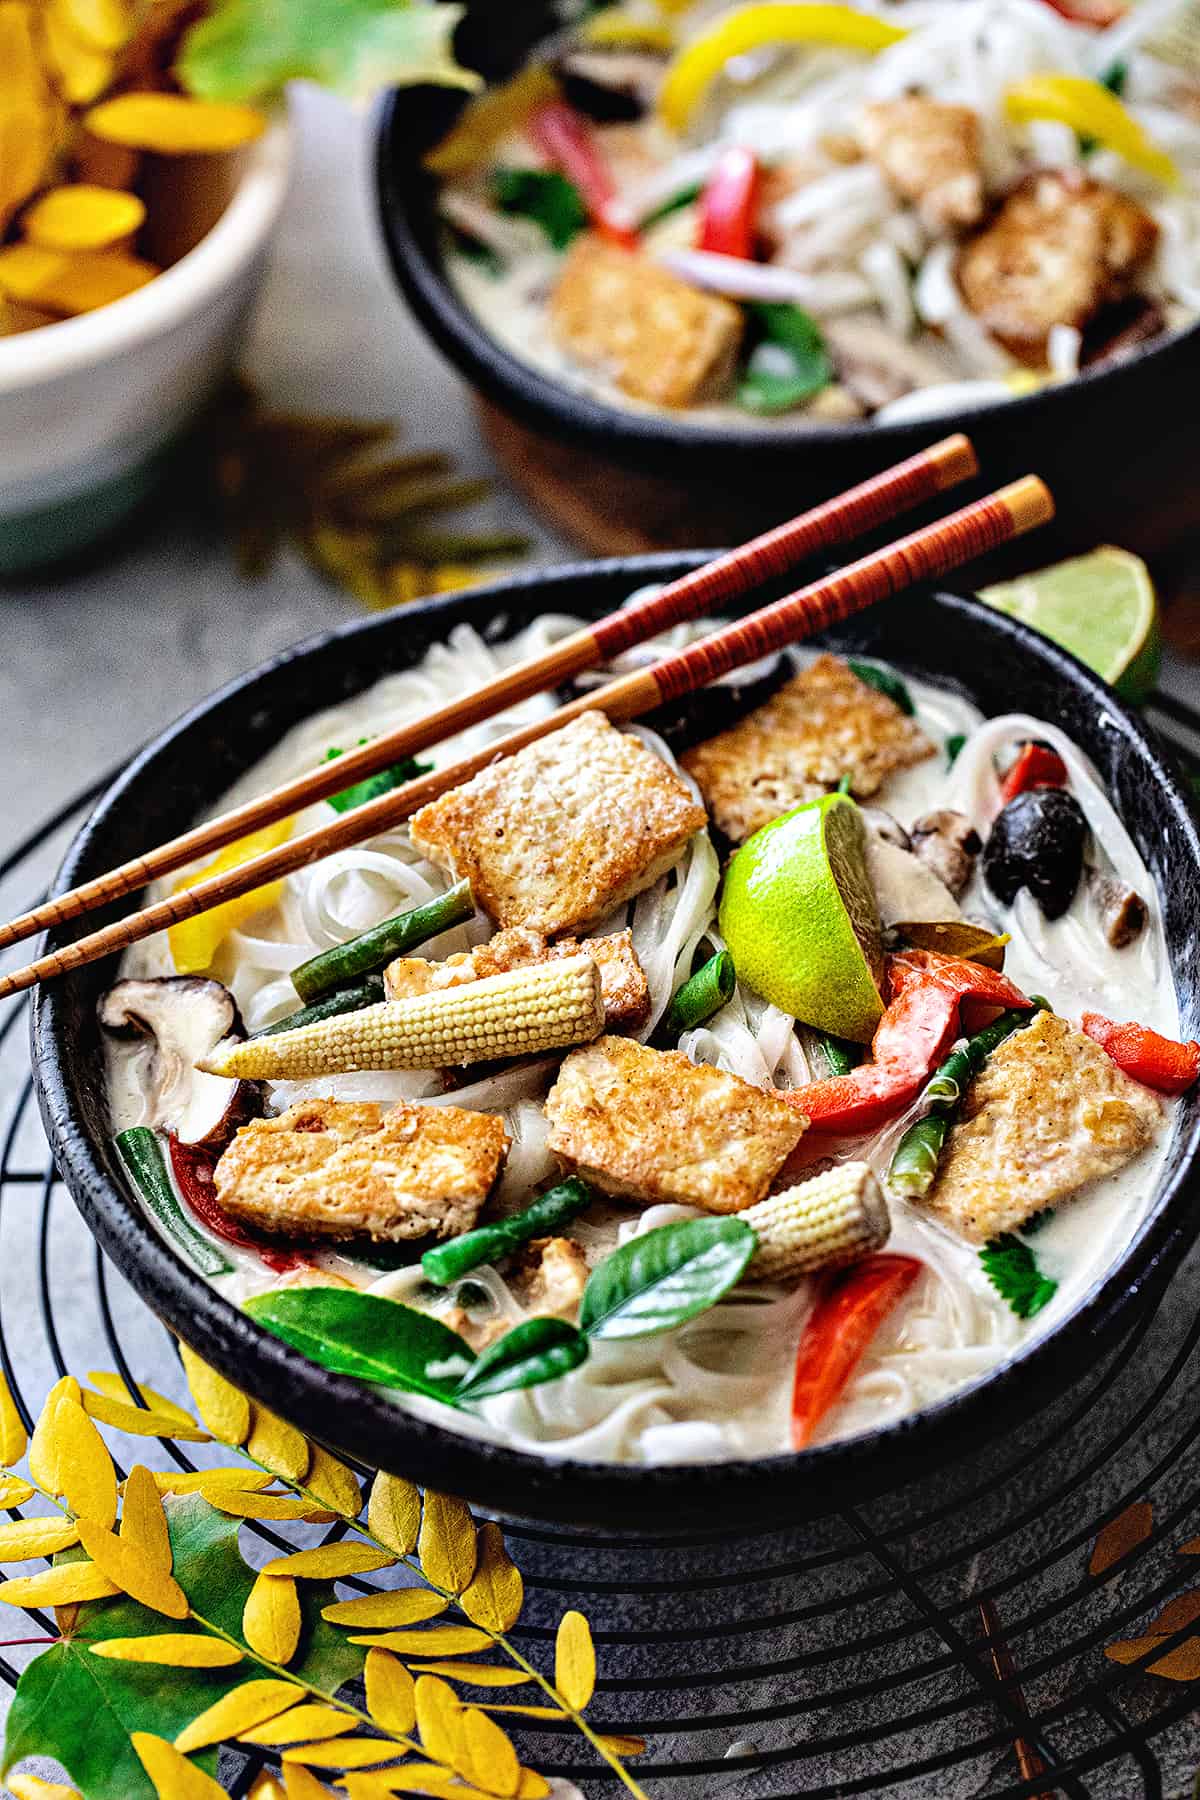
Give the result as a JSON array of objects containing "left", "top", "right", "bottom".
[
  {"left": 718, "top": 794, "right": 884, "bottom": 1043},
  {"left": 979, "top": 545, "right": 1160, "bottom": 704}
]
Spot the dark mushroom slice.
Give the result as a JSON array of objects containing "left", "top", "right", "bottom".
[
  {"left": 1088, "top": 868, "right": 1147, "bottom": 948},
  {"left": 983, "top": 788, "right": 1088, "bottom": 920},
  {"left": 910, "top": 810, "right": 982, "bottom": 899},
  {"left": 553, "top": 48, "right": 665, "bottom": 122},
  {"left": 98, "top": 976, "right": 260, "bottom": 1148}
]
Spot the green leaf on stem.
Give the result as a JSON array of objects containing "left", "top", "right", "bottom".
[
  {"left": 456, "top": 1317, "right": 590, "bottom": 1400},
  {"left": 580, "top": 1217, "right": 756, "bottom": 1341},
  {"left": 1, "top": 1496, "right": 363, "bottom": 1800},
  {"left": 178, "top": 0, "right": 478, "bottom": 104},
  {"left": 244, "top": 1288, "right": 474, "bottom": 1400}
]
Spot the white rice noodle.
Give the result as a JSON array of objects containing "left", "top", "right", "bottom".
[{"left": 656, "top": 248, "right": 876, "bottom": 313}]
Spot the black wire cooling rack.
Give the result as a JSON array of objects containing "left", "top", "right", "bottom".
[{"left": 4, "top": 696, "right": 1200, "bottom": 1800}]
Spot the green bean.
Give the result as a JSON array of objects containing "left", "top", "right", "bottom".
[
  {"left": 888, "top": 1116, "right": 952, "bottom": 1197},
  {"left": 421, "top": 1177, "right": 596, "bottom": 1287},
  {"left": 114, "top": 1128, "right": 232, "bottom": 1278},
  {"left": 291, "top": 880, "right": 474, "bottom": 1004},
  {"left": 258, "top": 975, "right": 385, "bottom": 1037},
  {"left": 888, "top": 1002, "right": 1046, "bottom": 1198},
  {"left": 663, "top": 951, "right": 737, "bottom": 1039},
  {"left": 848, "top": 659, "right": 915, "bottom": 716}
]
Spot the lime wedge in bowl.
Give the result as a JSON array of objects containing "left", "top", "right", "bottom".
[
  {"left": 719, "top": 793, "right": 884, "bottom": 1043},
  {"left": 979, "top": 546, "right": 1160, "bottom": 704}
]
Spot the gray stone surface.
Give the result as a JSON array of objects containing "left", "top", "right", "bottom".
[{"left": 2, "top": 85, "right": 1200, "bottom": 1800}]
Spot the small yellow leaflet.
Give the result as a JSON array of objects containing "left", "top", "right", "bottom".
[
  {"left": 262, "top": 1544, "right": 394, "bottom": 1580},
  {"left": 367, "top": 1471, "right": 421, "bottom": 1555},
  {"left": 554, "top": 1610, "right": 595, "bottom": 1711},
  {"left": 89, "top": 1633, "right": 243, "bottom": 1667},
  {"left": 243, "top": 1571, "right": 301, "bottom": 1664},
  {"left": 460, "top": 1521, "right": 523, "bottom": 1633},
  {"left": 418, "top": 1491, "right": 477, "bottom": 1596},
  {"left": 175, "top": 1678, "right": 302, "bottom": 1753},
  {"left": 131, "top": 1730, "right": 228, "bottom": 1799},
  {"left": 364, "top": 1646, "right": 416, "bottom": 1736}
]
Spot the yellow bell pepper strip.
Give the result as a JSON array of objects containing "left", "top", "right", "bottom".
[
  {"left": 659, "top": 4, "right": 908, "bottom": 132},
  {"left": 1003, "top": 74, "right": 1177, "bottom": 184},
  {"left": 583, "top": 13, "right": 676, "bottom": 52},
  {"left": 167, "top": 819, "right": 291, "bottom": 974}
]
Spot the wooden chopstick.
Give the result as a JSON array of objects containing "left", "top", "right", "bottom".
[
  {"left": 0, "top": 434, "right": 976, "bottom": 959},
  {"left": 5, "top": 473, "right": 1051, "bottom": 1001}
]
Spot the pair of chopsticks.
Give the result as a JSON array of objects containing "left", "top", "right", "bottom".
[{"left": 2, "top": 436, "right": 1053, "bottom": 999}]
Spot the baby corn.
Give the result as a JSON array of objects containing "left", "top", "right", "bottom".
[
  {"left": 744, "top": 1163, "right": 889, "bottom": 1279},
  {"left": 203, "top": 955, "right": 604, "bottom": 1078}
]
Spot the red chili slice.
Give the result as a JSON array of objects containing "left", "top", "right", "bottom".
[
  {"left": 168, "top": 1137, "right": 308, "bottom": 1274},
  {"left": 696, "top": 145, "right": 761, "bottom": 260},
  {"left": 526, "top": 102, "right": 638, "bottom": 247},
  {"left": 1081, "top": 1013, "right": 1200, "bottom": 1094},
  {"left": 791, "top": 1254, "right": 924, "bottom": 1449},
  {"left": 997, "top": 742, "right": 1069, "bottom": 809}
]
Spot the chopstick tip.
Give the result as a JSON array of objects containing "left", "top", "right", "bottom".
[
  {"left": 929, "top": 432, "right": 980, "bottom": 488},
  {"left": 995, "top": 474, "right": 1054, "bottom": 535}
]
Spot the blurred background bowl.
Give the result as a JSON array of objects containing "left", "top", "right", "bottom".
[
  {"left": 0, "top": 120, "right": 290, "bottom": 576},
  {"left": 374, "top": 66, "right": 1200, "bottom": 582}
]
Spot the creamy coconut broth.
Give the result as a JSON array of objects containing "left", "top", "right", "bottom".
[
  {"left": 436, "top": 0, "right": 1200, "bottom": 428},
  {"left": 105, "top": 610, "right": 1180, "bottom": 1465}
]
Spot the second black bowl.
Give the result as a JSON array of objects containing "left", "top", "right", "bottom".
[{"left": 33, "top": 557, "right": 1200, "bottom": 1533}]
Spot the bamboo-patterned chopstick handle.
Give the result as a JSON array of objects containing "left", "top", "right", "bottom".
[
  {"left": 0, "top": 476, "right": 1050, "bottom": 1000},
  {"left": 0, "top": 436, "right": 977, "bottom": 957},
  {"left": 590, "top": 432, "right": 977, "bottom": 659}
]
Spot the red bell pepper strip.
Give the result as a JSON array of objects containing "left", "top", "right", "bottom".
[
  {"left": 998, "top": 742, "right": 1068, "bottom": 810},
  {"left": 1081, "top": 1013, "right": 1200, "bottom": 1094},
  {"left": 696, "top": 145, "right": 761, "bottom": 260},
  {"left": 168, "top": 1137, "right": 308, "bottom": 1274},
  {"left": 1038, "top": 0, "right": 1125, "bottom": 25},
  {"left": 787, "top": 952, "right": 1032, "bottom": 1134},
  {"left": 791, "top": 1253, "right": 924, "bottom": 1448},
  {"left": 526, "top": 102, "right": 638, "bottom": 247}
]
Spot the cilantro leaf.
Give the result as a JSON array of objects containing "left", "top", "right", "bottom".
[
  {"left": 979, "top": 1233, "right": 1058, "bottom": 1319},
  {"left": 178, "top": 0, "right": 478, "bottom": 105},
  {"left": 323, "top": 740, "right": 431, "bottom": 814},
  {"left": 737, "top": 302, "right": 833, "bottom": 416},
  {"left": 492, "top": 168, "right": 588, "bottom": 250}
]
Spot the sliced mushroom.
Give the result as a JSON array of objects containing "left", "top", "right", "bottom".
[
  {"left": 910, "top": 810, "right": 982, "bottom": 900},
  {"left": 98, "top": 977, "right": 260, "bottom": 1148},
  {"left": 1088, "top": 868, "right": 1147, "bottom": 948}
]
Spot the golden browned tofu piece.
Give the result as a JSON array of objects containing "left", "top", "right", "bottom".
[
  {"left": 550, "top": 234, "right": 743, "bottom": 409},
  {"left": 957, "top": 171, "right": 1158, "bottom": 358},
  {"left": 410, "top": 712, "right": 706, "bottom": 935},
  {"left": 923, "top": 1012, "right": 1160, "bottom": 1243},
  {"left": 681, "top": 654, "right": 933, "bottom": 843},
  {"left": 213, "top": 1098, "right": 508, "bottom": 1243},
  {"left": 859, "top": 97, "right": 984, "bottom": 229},
  {"left": 544, "top": 1035, "right": 806, "bottom": 1213},
  {"left": 384, "top": 925, "right": 650, "bottom": 1031}
]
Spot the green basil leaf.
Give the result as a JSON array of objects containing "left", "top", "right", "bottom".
[
  {"left": 456, "top": 1317, "right": 590, "bottom": 1400},
  {"left": 846, "top": 657, "right": 915, "bottom": 715},
  {"left": 323, "top": 740, "right": 431, "bottom": 814},
  {"left": 736, "top": 301, "right": 832, "bottom": 415},
  {"left": 492, "top": 167, "right": 588, "bottom": 249},
  {"left": 580, "top": 1217, "right": 756, "bottom": 1342},
  {"left": 244, "top": 1288, "right": 473, "bottom": 1401}
]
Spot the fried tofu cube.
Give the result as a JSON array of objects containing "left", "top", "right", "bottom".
[
  {"left": 957, "top": 171, "right": 1158, "bottom": 359},
  {"left": 410, "top": 711, "right": 707, "bottom": 935},
  {"left": 680, "top": 653, "right": 933, "bottom": 843},
  {"left": 544, "top": 1034, "right": 807, "bottom": 1213},
  {"left": 384, "top": 925, "right": 651, "bottom": 1031},
  {"left": 859, "top": 97, "right": 984, "bottom": 229},
  {"left": 213, "top": 1098, "right": 508, "bottom": 1243},
  {"left": 550, "top": 233, "right": 744, "bottom": 409},
  {"left": 923, "top": 1012, "right": 1160, "bottom": 1243}
]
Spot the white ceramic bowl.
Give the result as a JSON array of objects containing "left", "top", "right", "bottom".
[{"left": 0, "top": 122, "right": 291, "bottom": 573}]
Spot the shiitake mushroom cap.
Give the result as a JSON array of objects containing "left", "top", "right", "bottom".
[{"left": 983, "top": 787, "right": 1087, "bottom": 920}]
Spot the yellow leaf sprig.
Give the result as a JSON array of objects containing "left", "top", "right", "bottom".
[{"left": 0, "top": 1357, "right": 650, "bottom": 1799}]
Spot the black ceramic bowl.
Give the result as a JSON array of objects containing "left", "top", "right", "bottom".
[
  {"left": 33, "top": 558, "right": 1200, "bottom": 1534},
  {"left": 374, "top": 74, "right": 1200, "bottom": 563}
]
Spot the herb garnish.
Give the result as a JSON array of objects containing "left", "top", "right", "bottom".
[
  {"left": 737, "top": 302, "right": 833, "bottom": 415},
  {"left": 980, "top": 1232, "right": 1058, "bottom": 1319},
  {"left": 323, "top": 739, "right": 431, "bottom": 813},
  {"left": 492, "top": 167, "right": 589, "bottom": 248}
]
